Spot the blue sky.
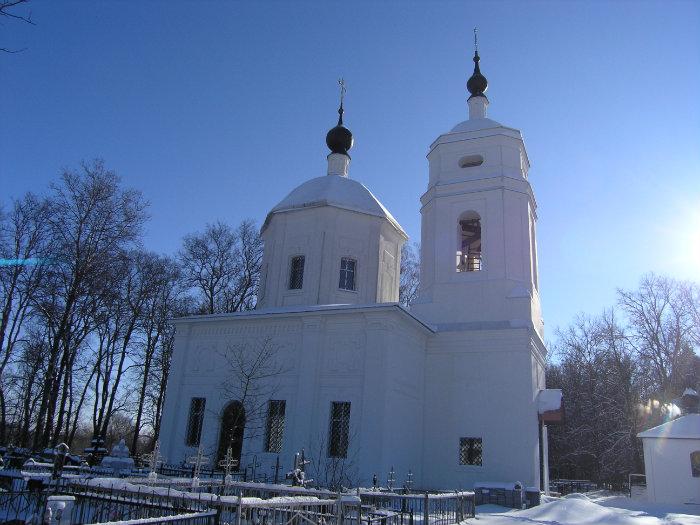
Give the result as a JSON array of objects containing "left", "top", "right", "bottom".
[{"left": 1, "top": 1, "right": 699, "bottom": 337}]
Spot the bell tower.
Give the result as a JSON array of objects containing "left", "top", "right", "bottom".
[{"left": 412, "top": 42, "right": 543, "bottom": 338}]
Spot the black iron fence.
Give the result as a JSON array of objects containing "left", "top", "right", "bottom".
[
  {"left": 0, "top": 489, "right": 49, "bottom": 523},
  {"left": 157, "top": 463, "right": 255, "bottom": 482},
  {"left": 0, "top": 474, "right": 474, "bottom": 525},
  {"left": 358, "top": 490, "right": 476, "bottom": 524},
  {"left": 549, "top": 479, "right": 598, "bottom": 495}
]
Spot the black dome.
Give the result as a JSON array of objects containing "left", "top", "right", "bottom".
[
  {"left": 467, "top": 52, "right": 488, "bottom": 98},
  {"left": 326, "top": 121, "right": 353, "bottom": 156}
]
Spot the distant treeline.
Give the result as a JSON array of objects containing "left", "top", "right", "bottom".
[{"left": 547, "top": 274, "right": 700, "bottom": 487}]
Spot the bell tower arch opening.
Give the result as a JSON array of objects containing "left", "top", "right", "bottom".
[{"left": 457, "top": 211, "right": 482, "bottom": 272}]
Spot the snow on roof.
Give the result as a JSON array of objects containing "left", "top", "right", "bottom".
[
  {"left": 262, "top": 175, "right": 406, "bottom": 237},
  {"left": 537, "top": 389, "right": 563, "bottom": 414},
  {"left": 450, "top": 117, "right": 505, "bottom": 133},
  {"left": 171, "top": 302, "right": 436, "bottom": 333},
  {"left": 637, "top": 414, "right": 700, "bottom": 440},
  {"left": 473, "top": 481, "right": 523, "bottom": 490}
]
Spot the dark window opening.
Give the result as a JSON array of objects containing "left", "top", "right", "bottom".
[
  {"left": 339, "top": 258, "right": 357, "bottom": 291},
  {"left": 289, "top": 256, "right": 305, "bottom": 289},
  {"left": 328, "top": 401, "right": 351, "bottom": 458},
  {"left": 186, "top": 397, "right": 206, "bottom": 446},
  {"left": 217, "top": 401, "right": 245, "bottom": 467},
  {"left": 459, "top": 437, "right": 483, "bottom": 466},
  {"left": 457, "top": 217, "right": 482, "bottom": 272},
  {"left": 692, "top": 451, "right": 700, "bottom": 477},
  {"left": 459, "top": 155, "right": 484, "bottom": 168},
  {"left": 265, "top": 400, "right": 286, "bottom": 453}
]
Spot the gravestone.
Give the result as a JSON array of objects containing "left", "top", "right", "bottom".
[{"left": 100, "top": 438, "right": 135, "bottom": 475}]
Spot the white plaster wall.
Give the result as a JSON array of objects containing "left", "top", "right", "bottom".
[
  {"left": 259, "top": 206, "right": 404, "bottom": 309},
  {"left": 414, "top": 123, "right": 543, "bottom": 339},
  {"left": 421, "top": 328, "right": 545, "bottom": 490},
  {"left": 642, "top": 437, "right": 700, "bottom": 505},
  {"left": 160, "top": 306, "right": 429, "bottom": 488}
]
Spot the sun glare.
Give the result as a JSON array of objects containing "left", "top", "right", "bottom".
[{"left": 663, "top": 206, "right": 700, "bottom": 281}]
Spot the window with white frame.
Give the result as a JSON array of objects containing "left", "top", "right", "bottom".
[
  {"left": 338, "top": 258, "right": 357, "bottom": 291},
  {"left": 328, "top": 401, "right": 351, "bottom": 458},
  {"left": 289, "top": 256, "right": 305, "bottom": 289}
]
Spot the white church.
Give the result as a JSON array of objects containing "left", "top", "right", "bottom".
[{"left": 160, "top": 46, "right": 561, "bottom": 491}]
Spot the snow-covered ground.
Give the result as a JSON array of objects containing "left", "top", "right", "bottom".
[{"left": 468, "top": 492, "right": 700, "bottom": 525}]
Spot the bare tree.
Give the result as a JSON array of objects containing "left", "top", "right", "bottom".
[
  {"left": 618, "top": 274, "right": 699, "bottom": 402},
  {"left": 307, "top": 429, "right": 360, "bottom": 491},
  {"left": 1, "top": 0, "right": 34, "bottom": 53},
  {"left": 222, "top": 220, "right": 263, "bottom": 312},
  {"left": 179, "top": 219, "right": 262, "bottom": 315},
  {"left": 399, "top": 242, "right": 420, "bottom": 307},
  {"left": 548, "top": 274, "right": 700, "bottom": 486},
  {"left": 547, "top": 311, "right": 643, "bottom": 486},
  {"left": 0, "top": 194, "right": 50, "bottom": 442},
  {"left": 146, "top": 318, "right": 176, "bottom": 447},
  {"left": 131, "top": 254, "right": 181, "bottom": 454},
  {"left": 31, "top": 160, "right": 148, "bottom": 450},
  {"left": 217, "top": 338, "right": 287, "bottom": 461}
]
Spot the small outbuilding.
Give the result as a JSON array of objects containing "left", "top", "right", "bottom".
[{"left": 637, "top": 389, "right": 700, "bottom": 505}]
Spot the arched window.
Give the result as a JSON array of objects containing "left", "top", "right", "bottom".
[
  {"left": 691, "top": 451, "right": 700, "bottom": 477},
  {"left": 217, "top": 401, "right": 246, "bottom": 466},
  {"left": 457, "top": 211, "right": 482, "bottom": 272}
]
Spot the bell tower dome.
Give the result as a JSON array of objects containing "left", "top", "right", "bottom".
[{"left": 411, "top": 41, "right": 543, "bottom": 338}]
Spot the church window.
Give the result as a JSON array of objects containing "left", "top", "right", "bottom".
[
  {"left": 289, "top": 256, "right": 305, "bottom": 289},
  {"left": 265, "top": 400, "right": 286, "bottom": 453},
  {"left": 458, "top": 154, "right": 484, "bottom": 168},
  {"left": 185, "top": 397, "right": 206, "bottom": 446},
  {"left": 328, "top": 401, "right": 351, "bottom": 458},
  {"left": 339, "top": 257, "right": 357, "bottom": 291},
  {"left": 457, "top": 212, "right": 482, "bottom": 272},
  {"left": 691, "top": 451, "right": 700, "bottom": 477},
  {"left": 459, "top": 437, "right": 482, "bottom": 466}
]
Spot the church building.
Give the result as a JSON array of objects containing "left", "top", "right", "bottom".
[{"left": 160, "top": 45, "right": 557, "bottom": 491}]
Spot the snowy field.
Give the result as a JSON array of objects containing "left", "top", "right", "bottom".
[{"left": 467, "top": 492, "right": 700, "bottom": 525}]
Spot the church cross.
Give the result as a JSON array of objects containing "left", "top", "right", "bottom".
[
  {"left": 143, "top": 441, "right": 163, "bottom": 478},
  {"left": 218, "top": 447, "right": 238, "bottom": 481},
  {"left": 338, "top": 78, "right": 346, "bottom": 107},
  {"left": 186, "top": 445, "right": 210, "bottom": 480},
  {"left": 405, "top": 469, "right": 414, "bottom": 492},
  {"left": 473, "top": 27, "right": 478, "bottom": 53}
]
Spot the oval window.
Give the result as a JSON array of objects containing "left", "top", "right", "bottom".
[{"left": 459, "top": 155, "right": 484, "bottom": 168}]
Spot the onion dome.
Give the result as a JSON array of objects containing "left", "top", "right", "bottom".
[
  {"left": 326, "top": 86, "right": 354, "bottom": 156},
  {"left": 467, "top": 49, "right": 488, "bottom": 99}
]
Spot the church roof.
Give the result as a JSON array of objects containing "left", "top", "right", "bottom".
[
  {"left": 450, "top": 117, "right": 505, "bottom": 133},
  {"left": 172, "top": 302, "right": 435, "bottom": 333},
  {"left": 262, "top": 174, "right": 406, "bottom": 237},
  {"left": 637, "top": 414, "right": 700, "bottom": 440}
]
